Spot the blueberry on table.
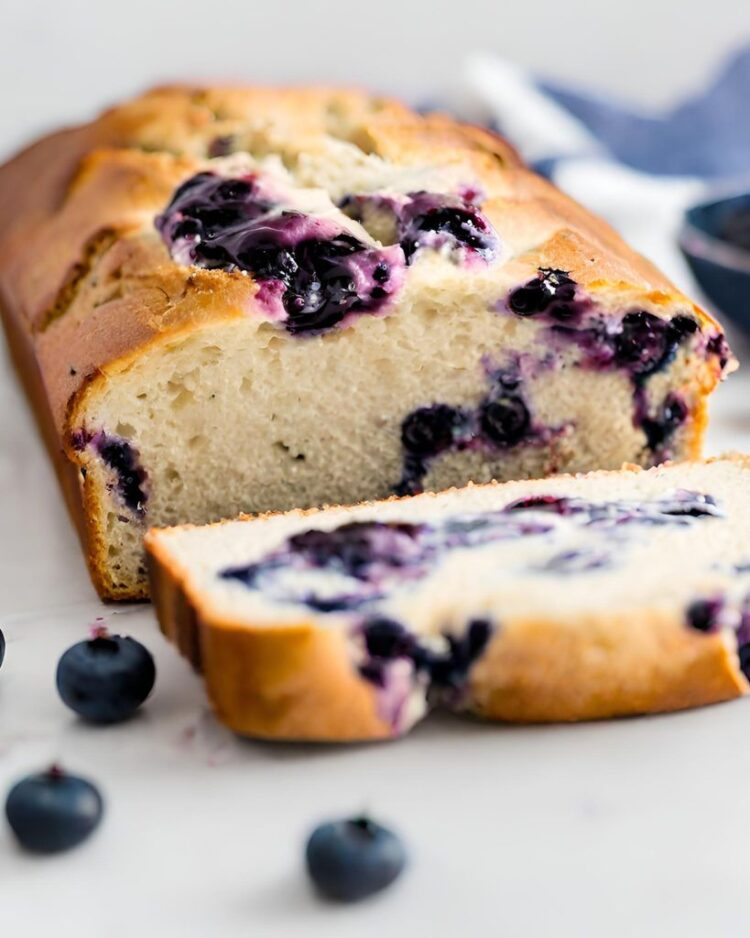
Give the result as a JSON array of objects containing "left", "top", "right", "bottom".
[
  {"left": 5, "top": 765, "right": 103, "bottom": 854},
  {"left": 56, "top": 630, "right": 156, "bottom": 723},
  {"left": 305, "top": 815, "right": 407, "bottom": 902}
]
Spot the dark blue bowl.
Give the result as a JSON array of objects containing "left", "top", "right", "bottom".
[{"left": 679, "top": 192, "right": 750, "bottom": 331}]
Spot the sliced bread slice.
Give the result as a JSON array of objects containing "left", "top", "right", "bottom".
[{"left": 145, "top": 455, "right": 750, "bottom": 741}]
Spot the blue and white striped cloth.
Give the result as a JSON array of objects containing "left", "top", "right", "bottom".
[{"left": 459, "top": 47, "right": 750, "bottom": 290}]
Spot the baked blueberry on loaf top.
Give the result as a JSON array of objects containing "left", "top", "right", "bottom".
[
  {"left": 146, "top": 456, "right": 750, "bottom": 741},
  {"left": 0, "top": 86, "right": 733, "bottom": 600}
]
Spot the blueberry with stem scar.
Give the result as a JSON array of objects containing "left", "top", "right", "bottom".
[
  {"left": 305, "top": 815, "right": 407, "bottom": 902},
  {"left": 5, "top": 765, "right": 103, "bottom": 854},
  {"left": 56, "top": 628, "right": 156, "bottom": 724}
]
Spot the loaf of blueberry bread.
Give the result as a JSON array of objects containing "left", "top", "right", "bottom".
[
  {"left": 146, "top": 455, "right": 750, "bottom": 740},
  {"left": 0, "top": 86, "right": 733, "bottom": 600}
]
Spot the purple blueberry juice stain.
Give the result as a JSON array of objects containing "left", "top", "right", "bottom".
[
  {"left": 500, "top": 269, "right": 731, "bottom": 459},
  {"left": 505, "top": 489, "right": 722, "bottom": 526},
  {"left": 356, "top": 615, "right": 493, "bottom": 713},
  {"left": 220, "top": 512, "right": 554, "bottom": 611},
  {"left": 156, "top": 172, "right": 404, "bottom": 335},
  {"left": 220, "top": 521, "right": 435, "bottom": 611},
  {"left": 340, "top": 190, "right": 497, "bottom": 265},
  {"left": 219, "top": 489, "right": 721, "bottom": 614},
  {"left": 736, "top": 597, "right": 750, "bottom": 677},
  {"left": 71, "top": 430, "right": 148, "bottom": 515}
]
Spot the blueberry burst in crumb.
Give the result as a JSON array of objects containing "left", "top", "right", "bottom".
[
  {"left": 397, "top": 191, "right": 496, "bottom": 262},
  {"left": 359, "top": 616, "right": 493, "bottom": 694},
  {"left": 396, "top": 371, "right": 533, "bottom": 496},
  {"left": 156, "top": 172, "right": 404, "bottom": 334},
  {"left": 341, "top": 189, "right": 497, "bottom": 264},
  {"left": 685, "top": 594, "right": 750, "bottom": 678},
  {"left": 71, "top": 430, "right": 148, "bottom": 515},
  {"left": 508, "top": 268, "right": 579, "bottom": 319},
  {"left": 503, "top": 269, "right": 732, "bottom": 459}
]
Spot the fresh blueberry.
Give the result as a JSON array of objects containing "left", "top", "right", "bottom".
[
  {"left": 56, "top": 630, "right": 156, "bottom": 724},
  {"left": 305, "top": 815, "right": 407, "bottom": 902},
  {"left": 0, "top": 627, "right": 5, "bottom": 671},
  {"left": 401, "top": 405, "right": 464, "bottom": 457},
  {"left": 479, "top": 394, "right": 530, "bottom": 447},
  {"left": 5, "top": 765, "right": 103, "bottom": 854}
]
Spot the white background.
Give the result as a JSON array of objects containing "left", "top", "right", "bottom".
[
  {"left": 3, "top": 0, "right": 750, "bottom": 156},
  {"left": 4, "top": 3, "right": 750, "bottom": 936}
]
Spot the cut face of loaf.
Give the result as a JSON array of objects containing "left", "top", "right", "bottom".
[
  {"left": 0, "top": 88, "right": 732, "bottom": 599},
  {"left": 146, "top": 455, "right": 750, "bottom": 741}
]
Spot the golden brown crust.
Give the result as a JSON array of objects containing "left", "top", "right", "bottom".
[
  {"left": 146, "top": 532, "right": 391, "bottom": 740},
  {"left": 145, "top": 455, "right": 750, "bottom": 740},
  {"left": 468, "top": 611, "right": 745, "bottom": 723},
  {"left": 0, "top": 84, "right": 731, "bottom": 600}
]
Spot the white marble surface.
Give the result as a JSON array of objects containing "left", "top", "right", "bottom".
[
  {"left": 2, "top": 318, "right": 750, "bottom": 937},
  {"left": 3, "top": 7, "right": 750, "bottom": 925}
]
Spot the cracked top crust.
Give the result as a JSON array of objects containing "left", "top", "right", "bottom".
[{"left": 0, "top": 85, "right": 720, "bottom": 437}]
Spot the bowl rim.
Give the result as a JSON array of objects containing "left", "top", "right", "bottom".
[{"left": 679, "top": 220, "right": 750, "bottom": 273}]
